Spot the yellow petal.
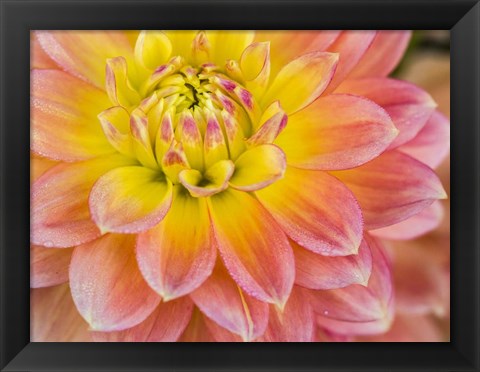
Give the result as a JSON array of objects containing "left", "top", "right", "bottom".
[
  {"left": 179, "top": 160, "right": 234, "bottom": 197},
  {"left": 229, "top": 144, "right": 286, "bottom": 192},
  {"left": 89, "top": 166, "right": 173, "bottom": 234},
  {"left": 207, "top": 31, "right": 255, "bottom": 66},
  {"left": 134, "top": 30, "right": 172, "bottom": 70},
  {"left": 261, "top": 51, "right": 338, "bottom": 115}
]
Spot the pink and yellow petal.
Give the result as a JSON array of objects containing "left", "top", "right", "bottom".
[
  {"left": 89, "top": 166, "right": 173, "bottom": 234},
  {"left": 136, "top": 187, "right": 216, "bottom": 300},
  {"left": 256, "top": 167, "right": 363, "bottom": 256},
  {"left": 92, "top": 297, "right": 193, "bottom": 341},
  {"left": 275, "top": 94, "right": 397, "bottom": 170},
  {"left": 208, "top": 190, "right": 295, "bottom": 307},
  {"left": 36, "top": 30, "right": 134, "bottom": 88},
  {"left": 30, "top": 245, "right": 73, "bottom": 288},
  {"left": 332, "top": 150, "right": 447, "bottom": 230},
  {"left": 31, "top": 32, "right": 58, "bottom": 69},
  {"left": 31, "top": 69, "right": 115, "bottom": 162},
  {"left": 31, "top": 155, "right": 134, "bottom": 248},
  {"left": 70, "top": 234, "right": 161, "bottom": 331},
  {"left": 336, "top": 78, "right": 437, "bottom": 148},
  {"left": 190, "top": 261, "right": 269, "bottom": 342},
  {"left": 255, "top": 30, "right": 340, "bottom": 76}
]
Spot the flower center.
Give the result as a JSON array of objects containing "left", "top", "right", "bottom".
[{"left": 98, "top": 43, "right": 287, "bottom": 198}]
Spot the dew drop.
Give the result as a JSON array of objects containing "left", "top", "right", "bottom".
[{"left": 323, "top": 310, "right": 329, "bottom": 316}]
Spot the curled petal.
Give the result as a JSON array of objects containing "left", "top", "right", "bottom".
[
  {"left": 294, "top": 239, "right": 372, "bottom": 290},
  {"left": 106, "top": 57, "right": 142, "bottom": 108},
  {"left": 92, "top": 297, "right": 193, "bottom": 342},
  {"left": 136, "top": 188, "right": 216, "bottom": 300},
  {"left": 336, "top": 78, "right": 437, "bottom": 148},
  {"left": 312, "top": 235, "right": 394, "bottom": 335},
  {"left": 399, "top": 111, "right": 450, "bottom": 169},
  {"left": 36, "top": 30, "right": 134, "bottom": 88},
  {"left": 134, "top": 30, "right": 172, "bottom": 70},
  {"left": 89, "top": 166, "right": 173, "bottom": 234},
  {"left": 30, "top": 245, "right": 73, "bottom": 288},
  {"left": 275, "top": 94, "right": 397, "bottom": 170},
  {"left": 256, "top": 167, "right": 363, "bottom": 256},
  {"left": 31, "top": 155, "right": 133, "bottom": 247},
  {"left": 191, "top": 261, "right": 269, "bottom": 342},
  {"left": 261, "top": 51, "right": 338, "bottom": 114},
  {"left": 229, "top": 144, "right": 286, "bottom": 192},
  {"left": 258, "top": 287, "right": 314, "bottom": 342},
  {"left": 332, "top": 150, "right": 447, "bottom": 229},
  {"left": 70, "top": 234, "right": 161, "bottom": 331},
  {"left": 208, "top": 190, "right": 295, "bottom": 307},
  {"left": 180, "top": 160, "right": 234, "bottom": 198},
  {"left": 31, "top": 284, "right": 92, "bottom": 341},
  {"left": 240, "top": 41, "right": 271, "bottom": 97},
  {"left": 31, "top": 69, "right": 115, "bottom": 161},
  {"left": 370, "top": 201, "right": 444, "bottom": 241},
  {"left": 349, "top": 31, "right": 412, "bottom": 78}
]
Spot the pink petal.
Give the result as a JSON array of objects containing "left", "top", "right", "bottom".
[
  {"left": 92, "top": 297, "right": 194, "bottom": 341},
  {"left": 31, "top": 284, "right": 92, "bottom": 341},
  {"left": 336, "top": 78, "right": 437, "bottom": 148},
  {"left": 359, "top": 314, "right": 445, "bottom": 342},
  {"left": 36, "top": 31, "right": 134, "bottom": 88},
  {"left": 208, "top": 190, "right": 295, "bottom": 307},
  {"left": 399, "top": 111, "right": 450, "bottom": 169},
  {"left": 203, "top": 316, "right": 244, "bottom": 342},
  {"left": 256, "top": 167, "right": 363, "bottom": 256},
  {"left": 275, "top": 94, "right": 398, "bottom": 170},
  {"left": 349, "top": 31, "right": 412, "bottom": 78},
  {"left": 136, "top": 188, "right": 216, "bottom": 300},
  {"left": 89, "top": 166, "right": 173, "bottom": 234},
  {"left": 370, "top": 201, "right": 444, "bottom": 240},
  {"left": 179, "top": 308, "right": 217, "bottom": 342},
  {"left": 31, "top": 155, "right": 133, "bottom": 248},
  {"left": 323, "top": 31, "right": 377, "bottom": 93},
  {"left": 294, "top": 238, "right": 372, "bottom": 290},
  {"left": 31, "top": 32, "right": 58, "bottom": 69},
  {"left": 190, "top": 261, "right": 269, "bottom": 341},
  {"left": 332, "top": 150, "right": 447, "bottom": 230},
  {"left": 30, "top": 245, "right": 73, "bottom": 288},
  {"left": 257, "top": 286, "right": 314, "bottom": 342},
  {"left": 31, "top": 69, "right": 115, "bottom": 162},
  {"left": 391, "top": 237, "right": 450, "bottom": 317},
  {"left": 312, "top": 235, "right": 394, "bottom": 335},
  {"left": 69, "top": 234, "right": 161, "bottom": 331},
  {"left": 31, "top": 155, "right": 58, "bottom": 184}
]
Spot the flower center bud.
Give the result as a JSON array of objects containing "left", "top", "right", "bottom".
[{"left": 99, "top": 52, "right": 287, "bottom": 198}]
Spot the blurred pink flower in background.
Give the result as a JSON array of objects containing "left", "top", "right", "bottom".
[{"left": 30, "top": 30, "right": 449, "bottom": 342}]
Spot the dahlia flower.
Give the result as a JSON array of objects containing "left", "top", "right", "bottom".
[{"left": 30, "top": 30, "right": 449, "bottom": 342}]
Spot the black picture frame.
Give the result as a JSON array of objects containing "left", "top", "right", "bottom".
[{"left": 1, "top": 0, "right": 479, "bottom": 371}]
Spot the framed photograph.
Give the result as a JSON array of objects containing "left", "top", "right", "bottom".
[{"left": 1, "top": 0, "right": 479, "bottom": 371}]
